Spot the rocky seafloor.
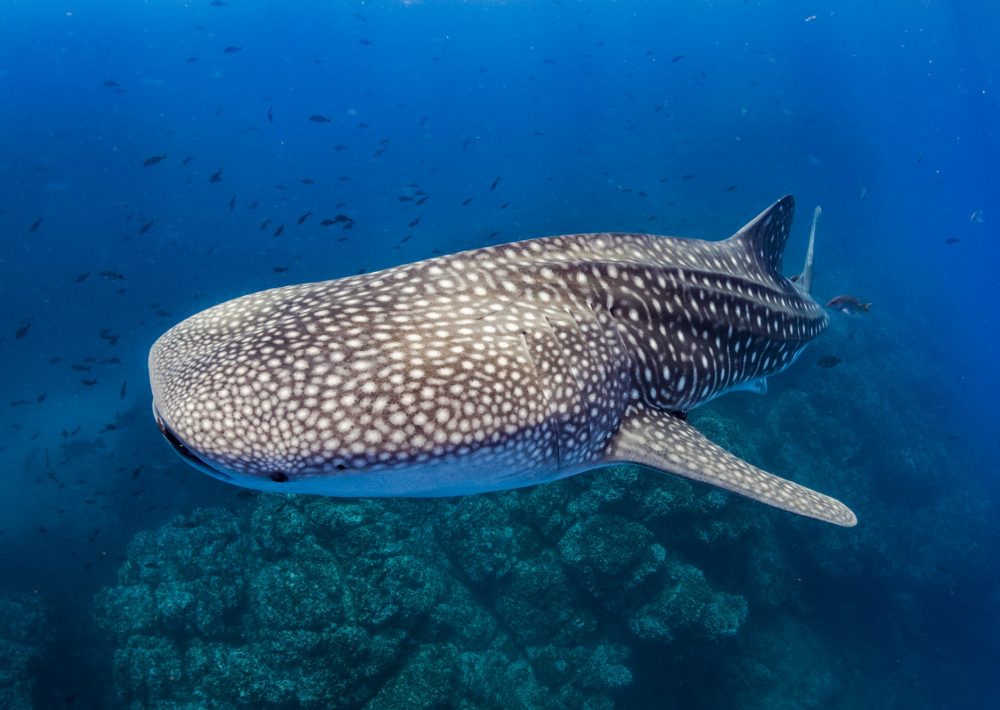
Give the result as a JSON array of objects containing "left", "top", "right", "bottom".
[
  {"left": 0, "top": 594, "right": 52, "bottom": 710},
  {"left": 92, "top": 321, "right": 997, "bottom": 708}
]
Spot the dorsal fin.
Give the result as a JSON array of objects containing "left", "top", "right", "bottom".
[{"left": 728, "top": 195, "right": 795, "bottom": 274}]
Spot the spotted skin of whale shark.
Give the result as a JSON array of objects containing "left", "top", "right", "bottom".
[{"left": 149, "top": 196, "right": 857, "bottom": 526}]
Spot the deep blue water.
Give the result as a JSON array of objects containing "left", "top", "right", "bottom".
[{"left": 1, "top": 1, "right": 998, "bottom": 708}]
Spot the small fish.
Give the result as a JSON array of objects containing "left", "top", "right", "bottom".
[
  {"left": 970, "top": 209, "right": 983, "bottom": 223},
  {"left": 726, "top": 184, "right": 738, "bottom": 192},
  {"left": 309, "top": 114, "right": 332, "bottom": 123},
  {"left": 209, "top": 169, "right": 224, "bottom": 183},
  {"left": 398, "top": 195, "right": 413, "bottom": 202},
  {"left": 500, "top": 200, "right": 511, "bottom": 210},
  {"left": 333, "top": 214, "right": 351, "bottom": 223},
  {"left": 297, "top": 211, "right": 312, "bottom": 225},
  {"left": 99, "top": 270, "right": 125, "bottom": 281},
  {"left": 462, "top": 197, "right": 474, "bottom": 206},
  {"left": 223, "top": 46, "right": 242, "bottom": 54},
  {"left": 139, "top": 220, "right": 156, "bottom": 235},
  {"left": 75, "top": 272, "right": 90, "bottom": 284},
  {"left": 15, "top": 322, "right": 30, "bottom": 339},
  {"left": 72, "top": 364, "right": 91, "bottom": 372},
  {"left": 81, "top": 378, "right": 98, "bottom": 386},
  {"left": 408, "top": 216, "right": 421, "bottom": 228},
  {"left": 260, "top": 218, "right": 272, "bottom": 230},
  {"left": 415, "top": 196, "right": 428, "bottom": 206},
  {"left": 359, "top": 39, "right": 374, "bottom": 46},
  {"left": 186, "top": 56, "right": 199, "bottom": 64},
  {"left": 181, "top": 155, "right": 196, "bottom": 165},
  {"left": 248, "top": 198, "right": 259, "bottom": 208},
  {"left": 102, "top": 80, "right": 120, "bottom": 88},
  {"left": 37, "top": 393, "right": 47, "bottom": 403},
  {"left": 320, "top": 219, "right": 335, "bottom": 227},
  {"left": 272, "top": 266, "right": 289, "bottom": 273},
  {"left": 301, "top": 178, "right": 314, "bottom": 185},
  {"left": 672, "top": 55, "right": 685, "bottom": 63},
  {"left": 825, "top": 295, "right": 871, "bottom": 315},
  {"left": 229, "top": 196, "right": 237, "bottom": 211},
  {"left": 945, "top": 237, "right": 960, "bottom": 245},
  {"left": 267, "top": 105, "right": 274, "bottom": 123},
  {"left": 816, "top": 355, "right": 843, "bottom": 369},
  {"left": 373, "top": 147, "right": 387, "bottom": 158},
  {"left": 143, "top": 154, "right": 167, "bottom": 167},
  {"left": 489, "top": 176, "right": 500, "bottom": 191},
  {"left": 274, "top": 224, "right": 285, "bottom": 237},
  {"left": 120, "top": 380, "right": 128, "bottom": 400},
  {"left": 29, "top": 218, "right": 43, "bottom": 232},
  {"left": 131, "top": 466, "right": 143, "bottom": 480}
]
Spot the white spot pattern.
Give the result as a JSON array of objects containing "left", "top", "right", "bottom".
[{"left": 149, "top": 196, "right": 849, "bottom": 524}]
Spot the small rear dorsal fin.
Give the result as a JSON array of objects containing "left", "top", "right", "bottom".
[{"left": 728, "top": 195, "right": 795, "bottom": 275}]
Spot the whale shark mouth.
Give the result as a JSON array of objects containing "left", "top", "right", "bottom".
[{"left": 153, "top": 406, "right": 233, "bottom": 481}]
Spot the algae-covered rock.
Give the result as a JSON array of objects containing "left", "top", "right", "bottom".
[
  {"left": 558, "top": 514, "right": 665, "bottom": 607},
  {"left": 97, "top": 475, "right": 759, "bottom": 708},
  {"left": 0, "top": 594, "right": 52, "bottom": 710},
  {"left": 628, "top": 559, "right": 748, "bottom": 643}
]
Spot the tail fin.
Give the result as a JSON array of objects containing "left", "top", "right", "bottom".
[{"left": 797, "top": 205, "right": 821, "bottom": 295}]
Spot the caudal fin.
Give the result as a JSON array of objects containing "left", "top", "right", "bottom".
[{"left": 797, "top": 205, "right": 821, "bottom": 295}]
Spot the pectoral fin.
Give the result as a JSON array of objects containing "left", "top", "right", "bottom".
[{"left": 605, "top": 404, "right": 857, "bottom": 527}]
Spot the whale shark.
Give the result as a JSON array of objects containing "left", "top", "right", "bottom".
[{"left": 149, "top": 196, "right": 856, "bottom": 526}]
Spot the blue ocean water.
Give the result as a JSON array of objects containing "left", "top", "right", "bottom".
[{"left": 1, "top": 1, "right": 998, "bottom": 707}]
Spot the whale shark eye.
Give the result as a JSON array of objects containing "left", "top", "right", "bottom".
[
  {"left": 268, "top": 471, "right": 289, "bottom": 483},
  {"left": 335, "top": 463, "right": 347, "bottom": 471}
]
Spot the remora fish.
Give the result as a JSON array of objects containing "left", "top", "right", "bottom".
[{"left": 149, "top": 196, "right": 856, "bottom": 526}]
